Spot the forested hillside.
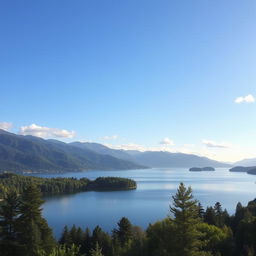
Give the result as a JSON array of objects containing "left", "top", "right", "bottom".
[{"left": 0, "top": 130, "right": 145, "bottom": 173}]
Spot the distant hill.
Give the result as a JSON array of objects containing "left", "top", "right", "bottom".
[
  {"left": 0, "top": 130, "right": 145, "bottom": 173},
  {"left": 126, "top": 151, "right": 230, "bottom": 168},
  {"left": 0, "top": 130, "right": 230, "bottom": 173},
  {"left": 234, "top": 158, "right": 256, "bottom": 167},
  {"left": 69, "top": 142, "right": 134, "bottom": 162},
  {"left": 70, "top": 142, "right": 229, "bottom": 168}
]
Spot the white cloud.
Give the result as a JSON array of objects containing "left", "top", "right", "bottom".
[
  {"left": 235, "top": 94, "right": 255, "bottom": 104},
  {"left": 105, "top": 142, "right": 178, "bottom": 152},
  {"left": 105, "top": 143, "right": 145, "bottom": 151},
  {"left": 19, "top": 124, "right": 76, "bottom": 139},
  {"left": 159, "top": 137, "right": 174, "bottom": 145},
  {"left": 0, "top": 122, "right": 12, "bottom": 131},
  {"left": 202, "top": 139, "right": 230, "bottom": 148},
  {"left": 101, "top": 135, "right": 119, "bottom": 140}
]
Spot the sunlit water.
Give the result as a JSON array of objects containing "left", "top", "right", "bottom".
[{"left": 34, "top": 168, "right": 256, "bottom": 238}]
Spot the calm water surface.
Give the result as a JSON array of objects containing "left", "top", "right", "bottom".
[{"left": 36, "top": 168, "right": 256, "bottom": 237}]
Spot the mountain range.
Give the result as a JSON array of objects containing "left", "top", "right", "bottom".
[
  {"left": 233, "top": 158, "right": 256, "bottom": 167},
  {"left": 0, "top": 130, "right": 144, "bottom": 173},
  {"left": 0, "top": 129, "right": 232, "bottom": 173},
  {"left": 71, "top": 142, "right": 230, "bottom": 168}
]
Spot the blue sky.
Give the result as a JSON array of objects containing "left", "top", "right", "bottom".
[{"left": 0, "top": 0, "right": 256, "bottom": 162}]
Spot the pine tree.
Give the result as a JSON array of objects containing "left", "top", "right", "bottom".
[
  {"left": 113, "top": 217, "right": 133, "bottom": 246},
  {"left": 198, "top": 202, "right": 205, "bottom": 219},
  {"left": 214, "top": 202, "right": 224, "bottom": 227},
  {"left": 0, "top": 190, "right": 20, "bottom": 240},
  {"left": 75, "top": 227, "right": 84, "bottom": 245},
  {"left": 204, "top": 207, "right": 216, "bottom": 226},
  {"left": 92, "top": 226, "right": 112, "bottom": 256},
  {"left": 170, "top": 183, "right": 202, "bottom": 256},
  {"left": 0, "top": 190, "right": 22, "bottom": 256},
  {"left": 90, "top": 242, "right": 104, "bottom": 256},
  {"left": 69, "top": 225, "right": 78, "bottom": 244},
  {"left": 16, "top": 184, "right": 56, "bottom": 255},
  {"left": 59, "top": 225, "right": 71, "bottom": 245},
  {"left": 80, "top": 227, "right": 91, "bottom": 255}
]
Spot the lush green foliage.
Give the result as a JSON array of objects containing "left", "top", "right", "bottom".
[
  {"left": 1, "top": 182, "right": 256, "bottom": 256},
  {"left": 0, "top": 173, "right": 137, "bottom": 197},
  {"left": 170, "top": 183, "right": 202, "bottom": 256},
  {"left": 0, "top": 185, "right": 56, "bottom": 256}
]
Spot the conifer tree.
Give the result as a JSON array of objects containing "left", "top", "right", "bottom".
[
  {"left": 198, "top": 202, "right": 205, "bottom": 219},
  {"left": 170, "top": 183, "right": 202, "bottom": 256},
  {"left": 80, "top": 227, "right": 91, "bottom": 255},
  {"left": 0, "top": 190, "right": 20, "bottom": 240},
  {"left": 90, "top": 242, "right": 104, "bottom": 256},
  {"left": 204, "top": 207, "right": 216, "bottom": 226},
  {"left": 17, "top": 184, "right": 55, "bottom": 256},
  {"left": 214, "top": 202, "right": 224, "bottom": 227},
  {"left": 59, "top": 225, "right": 71, "bottom": 245},
  {"left": 0, "top": 190, "right": 22, "bottom": 255},
  {"left": 113, "top": 217, "right": 133, "bottom": 247}
]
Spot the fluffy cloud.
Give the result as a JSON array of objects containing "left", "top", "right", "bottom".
[
  {"left": 101, "top": 135, "right": 119, "bottom": 140},
  {"left": 235, "top": 94, "right": 255, "bottom": 104},
  {"left": 159, "top": 137, "right": 174, "bottom": 146},
  {"left": 0, "top": 122, "right": 12, "bottom": 131},
  {"left": 19, "top": 124, "right": 76, "bottom": 139},
  {"left": 202, "top": 140, "right": 230, "bottom": 148}
]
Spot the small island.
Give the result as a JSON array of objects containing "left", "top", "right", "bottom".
[
  {"left": 0, "top": 173, "right": 137, "bottom": 198},
  {"left": 247, "top": 168, "right": 256, "bottom": 175},
  {"left": 229, "top": 166, "right": 256, "bottom": 172},
  {"left": 189, "top": 167, "right": 215, "bottom": 172}
]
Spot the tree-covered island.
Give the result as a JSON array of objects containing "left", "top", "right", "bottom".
[{"left": 0, "top": 173, "right": 137, "bottom": 198}]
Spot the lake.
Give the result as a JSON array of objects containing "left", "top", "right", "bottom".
[{"left": 36, "top": 168, "right": 256, "bottom": 238}]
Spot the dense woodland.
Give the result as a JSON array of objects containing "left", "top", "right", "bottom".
[
  {"left": 0, "top": 173, "right": 137, "bottom": 198},
  {"left": 0, "top": 183, "right": 256, "bottom": 256}
]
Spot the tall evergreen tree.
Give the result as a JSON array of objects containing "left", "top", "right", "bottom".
[
  {"left": 170, "top": 183, "right": 202, "bottom": 256},
  {"left": 0, "top": 190, "right": 20, "bottom": 240},
  {"left": 16, "top": 184, "right": 56, "bottom": 256},
  {"left": 91, "top": 225, "right": 112, "bottom": 256},
  {"left": 59, "top": 226, "right": 71, "bottom": 246},
  {"left": 204, "top": 207, "right": 216, "bottom": 226},
  {"left": 0, "top": 190, "right": 22, "bottom": 256},
  {"left": 214, "top": 202, "right": 224, "bottom": 227},
  {"left": 198, "top": 202, "right": 205, "bottom": 219},
  {"left": 113, "top": 217, "right": 133, "bottom": 247},
  {"left": 80, "top": 227, "right": 91, "bottom": 255}
]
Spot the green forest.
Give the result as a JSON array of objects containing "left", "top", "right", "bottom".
[
  {"left": 0, "top": 182, "right": 255, "bottom": 256},
  {"left": 0, "top": 173, "right": 137, "bottom": 198}
]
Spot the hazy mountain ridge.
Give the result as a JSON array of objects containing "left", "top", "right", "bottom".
[
  {"left": 234, "top": 158, "right": 256, "bottom": 167},
  {"left": 126, "top": 151, "right": 230, "bottom": 168},
  {"left": 0, "top": 130, "right": 145, "bottom": 173},
  {"left": 69, "top": 142, "right": 134, "bottom": 162},
  {"left": 0, "top": 130, "right": 232, "bottom": 173},
  {"left": 70, "top": 142, "right": 230, "bottom": 168}
]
